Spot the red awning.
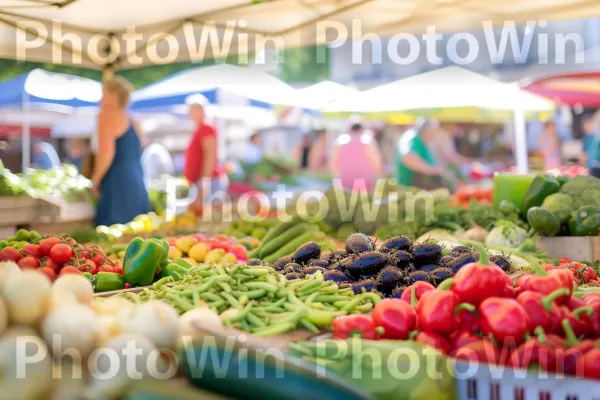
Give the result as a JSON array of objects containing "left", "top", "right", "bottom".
[
  {"left": 0, "top": 124, "right": 51, "bottom": 138},
  {"left": 523, "top": 72, "right": 600, "bottom": 106}
]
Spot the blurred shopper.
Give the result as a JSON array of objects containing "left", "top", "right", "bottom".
[
  {"left": 32, "top": 140, "right": 61, "bottom": 170},
  {"left": 141, "top": 142, "right": 175, "bottom": 187},
  {"left": 430, "top": 124, "right": 472, "bottom": 167},
  {"left": 396, "top": 118, "right": 455, "bottom": 189},
  {"left": 539, "top": 120, "right": 562, "bottom": 170},
  {"left": 184, "top": 95, "right": 228, "bottom": 212},
  {"left": 64, "top": 138, "right": 89, "bottom": 171},
  {"left": 240, "top": 132, "right": 263, "bottom": 165},
  {"left": 308, "top": 128, "right": 328, "bottom": 172},
  {"left": 329, "top": 122, "right": 383, "bottom": 191},
  {"left": 582, "top": 115, "right": 598, "bottom": 169},
  {"left": 295, "top": 134, "right": 313, "bottom": 170},
  {"left": 93, "top": 76, "right": 150, "bottom": 226}
]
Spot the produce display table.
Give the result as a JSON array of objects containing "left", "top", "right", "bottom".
[
  {"left": 537, "top": 236, "right": 600, "bottom": 262},
  {"left": 0, "top": 196, "right": 44, "bottom": 236}
]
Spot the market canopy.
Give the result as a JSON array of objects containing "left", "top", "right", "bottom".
[
  {"left": 130, "top": 64, "right": 300, "bottom": 110},
  {"left": 296, "top": 81, "right": 359, "bottom": 109},
  {"left": 325, "top": 66, "right": 555, "bottom": 114},
  {"left": 2, "top": 0, "right": 600, "bottom": 70}
]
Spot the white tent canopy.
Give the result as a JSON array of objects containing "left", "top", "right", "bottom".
[
  {"left": 296, "top": 80, "right": 359, "bottom": 109},
  {"left": 2, "top": 0, "right": 600, "bottom": 70},
  {"left": 325, "top": 66, "right": 555, "bottom": 113}
]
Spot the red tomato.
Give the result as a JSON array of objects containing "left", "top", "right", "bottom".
[
  {"left": 59, "top": 266, "right": 82, "bottom": 276},
  {"left": 22, "top": 244, "right": 42, "bottom": 258},
  {"left": 77, "top": 259, "right": 96, "bottom": 273},
  {"left": 372, "top": 299, "right": 417, "bottom": 340},
  {"left": 80, "top": 250, "right": 91, "bottom": 259},
  {"left": 50, "top": 244, "right": 74, "bottom": 264},
  {"left": 38, "top": 267, "right": 56, "bottom": 282},
  {"left": 92, "top": 253, "right": 106, "bottom": 267},
  {"left": 87, "top": 245, "right": 105, "bottom": 256},
  {"left": 98, "top": 265, "right": 114, "bottom": 273},
  {"left": 66, "top": 238, "right": 77, "bottom": 247},
  {"left": 18, "top": 256, "right": 40, "bottom": 270},
  {"left": 39, "top": 237, "right": 61, "bottom": 256},
  {"left": 112, "top": 266, "right": 124, "bottom": 275},
  {"left": 41, "top": 257, "right": 61, "bottom": 274},
  {"left": 0, "top": 247, "right": 21, "bottom": 263}
]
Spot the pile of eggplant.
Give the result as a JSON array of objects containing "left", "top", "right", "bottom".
[{"left": 249, "top": 233, "right": 513, "bottom": 299}]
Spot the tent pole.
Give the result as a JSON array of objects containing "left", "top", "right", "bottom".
[
  {"left": 22, "top": 91, "right": 31, "bottom": 170},
  {"left": 513, "top": 107, "right": 528, "bottom": 174},
  {"left": 102, "top": 65, "right": 115, "bottom": 81}
]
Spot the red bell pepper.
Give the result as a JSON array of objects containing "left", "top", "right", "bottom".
[
  {"left": 555, "top": 319, "right": 596, "bottom": 375},
  {"left": 509, "top": 327, "right": 552, "bottom": 369},
  {"left": 478, "top": 297, "right": 531, "bottom": 345},
  {"left": 516, "top": 288, "right": 567, "bottom": 334},
  {"left": 451, "top": 328, "right": 481, "bottom": 350},
  {"left": 523, "top": 261, "right": 573, "bottom": 304},
  {"left": 558, "top": 306, "right": 594, "bottom": 338},
  {"left": 456, "top": 308, "right": 481, "bottom": 333},
  {"left": 372, "top": 298, "right": 417, "bottom": 340},
  {"left": 415, "top": 285, "right": 476, "bottom": 335},
  {"left": 580, "top": 265, "right": 598, "bottom": 283},
  {"left": 566, "top": 296, "right": 587, "bottom": 311},
  {"left": 331, "top": 315, "right": 379, "bottom": 340},
  {"left": 450, "top": 242, "right": 508, "bottom": 305},
  {"left": 453, "top": 340, "right": 504, "bottom": 365},
  {"left": 515, "top": 274, "right": 533, "bottom": 296},
  {"left": 413, "top": 331, "right": 452, "bottom": 355},
  {"left": 575, "top": 345, "right": 600, "bottom": 379},
  {"left": 399, "top": 281, "right": 435, "bottom": 305}
]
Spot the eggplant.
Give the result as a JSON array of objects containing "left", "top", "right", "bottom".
[
  {"left": 329, "top": 263, "right": 346, "bottom": 273},
  {"left": 334, "top": 249, "right": 348, "bottom": 259},
  {"left": 323, "top": 270, "right": 354, "bottom": 284},
  {"left": 450, "top": 246, "right": 476, "bottom": 258},
  {"left": 320, "top": 252, "right": 335, "bottom": 262},
  {"left": 439, "top": 256, "right": 455, "bottom": 269},
  {"left": 351, "top": 279, "right": 376, "bottom": 294},
  {"left": 247, "top": 258, "right": 263, "bottom": 266},
  {"left": 284, "top": 263, "right": 304, "bottom": 274},
  {"left": 417, "top": 263, "right": 439, "bottom": 273},
  {"left": 285, "top": 272, "right": 302, "bottom": 280},
  {"left": 293, "top": 241, "right": 321, "bottom": 265},
  {"left": 308, "top": 259, "right": 330, "bottom": 268},
  {"left": 338, "top": 282, "right": 352, "bottom": 289},
  {"left": 411, "top": 243, "right": 443, "bottom": 266},
  {"left": 304, "top": 266, "right": 328, "bottom": 275},
  {"left": 391, "top": 286, "right": 407, "bottom": 299},
  {"left": 447, "top": 254, "right": 477, "bottom": 274},
  {"left": 273, "top": 256, "right": 293, "bottom": 271},
  {"left": 345, "top": 233, "right": 375, "bottom": 254},
  {"left": 430, "top": 267, "right": 453, "bottom": 286},
  {"left": 408, "top": 270, "right": 431, "bottom": 285},
  {"left": 345, "top": 251, "right": 387, "bottom": 280},
  {"left": 380, "top": 236, "right": 413, "bottom": 253},
  {"left": 489, "top": 255, "right": 512, "bottom": 273},
  {"left": 376, "top": 266, "right": 405, "bottom": 296},
  {"left": 387, "top": 250, "right": 412, "bottom": 270}
]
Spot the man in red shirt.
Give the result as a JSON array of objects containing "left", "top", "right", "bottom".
[{"left": 184, "top": 95, "right": 227, "bottom": 212}]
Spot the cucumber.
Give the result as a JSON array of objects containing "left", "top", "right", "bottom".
[
  {"left": 259, "top": 223, "right": 311, "bottom": 259},
  {"left": 263, "top": 230, "right": 325, "bottom": 263},
  {"left": 179, "top": 337, "right": 370, "bottom": 400},
  {"left": 260, "top": 218, "right": 298, "bottom": 247}
]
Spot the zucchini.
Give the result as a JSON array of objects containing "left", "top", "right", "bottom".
[
  {"left": 179, "top": 337, "right": 370, "bottom": 400},
  {"left": 259, "top": 223, "right": 311, "bottom": 259},
  {"left": 263, "top": 230, "right": 325, "bottom": 263},
  {"left": 260, "top": 218, "right": 298, "bottom": 247}
]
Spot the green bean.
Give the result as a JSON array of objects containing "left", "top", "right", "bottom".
[
  {"left": 287, "top": 291, "right": 304, "bottom": 306},
  {"left": 246, "top": 313, "right": 266, "bottom": 328},
  {"left": 341, "top": 296, "right": 363, "bottom": 312},
  {"left": 222, "top": 301, "right": 255, "bottom": 323},
  {"left": 261, "top": 306, "right": 286, "bottom": 313},
  {"left": 244, "top": 282, "right": 278, "bottom": 293},
  {"left": 300, "top": 318, "right": 320, "bottom": 334},
  {"left": 217, "top": 281, "right": 232, "bottom": 293},
  {"left": 277, "top": 306, "right": 307, "bottom": 324},
  {"left": 209, "top": 300, "right": 226, "bottom": 309},
  {"left": 278, "top": 274, "right": 288, "bottom": 287},
  {"left": 252, "top": 322, "right": 297, "bottom": 336},
  {"left": 238, "top": 295, "right": 249, "bottom": 306},
  {"left": 152, "top": 277, "right": 174, "bottom": 290},
  {"left": 298, "top": 285, "right": 325, "bottom": 299},
  {"left": 192, "top": 288, "right": 200, "bottom": 305},
  {"left": 125, "top": 292, "right": 142, "bottom": 304},
  {"left": 166, "top": 293, "right": 194, "bottom": 311},
  {"left": 333, "top": 300, "right": 350, "bottom": 309},
  {"left": 244, "top": 289, "right": 267, "bottom": 299},
  {"left": 359, "top": 292, "right": 382, "bottom": 305},
  {"left": 221, "top": 292, "right": 241, "bottom": 309},
  {"left": 356, "top": 303, "right": 373, "bottom": 313},
  {"left": 308, "top": 302, "right": 325, "bottom": 310},
  {"left": 240, "top": 319, "right": 250, "bottom": 332},
  {"left": 200, "top": 292, "right": 223, "bottom": 302},
  {"left": 313, "top": 294, "right": 354, "bottom": 303},
  {"left": 241, "top": 268, "right": 271, "bottom": 276},
  {"left": 304, "top": 291, "right": 320, "bottom": 306},
  {"left": 266, "top": 274, "right": 279, "bottom": 286}
]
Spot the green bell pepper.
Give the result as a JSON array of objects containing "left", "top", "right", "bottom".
[
  {"left": 498, "top": 200, "right": 520, "bottom": 216},
  {"left": 82, "top": 272, "right": 96, "bottom": 290},
  {"left": 123, "top": 237, "right": 164, "bottom": 286},
  {"left": 157, "top": 239, "right": 170, "bottom": 268},
  {"left": 568, "top": 206, "right": 600, "bottom": 236},
  {"left": 173, "top": 258, "right": 193, "bottom": 269},
  {"left": 521, "top": 175, "right": 560, "bottom": 215},
  {"left": 527, "top": 206, "right": 560, "bottom": 236},
  {"left": 162, "top": 262, "right": 191, "bottom": 281},
  {"left": 0, "top": 240, "right": 8, "bottom": 251},
  {"left": 95, "top": 272, "right": 126, "bottom": 292},
  {"left": 556, "top": 175, "right": 571, "bottom": 188}
]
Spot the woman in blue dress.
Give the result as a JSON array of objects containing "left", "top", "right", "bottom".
[{"left": 92, "top": 77, "right": 150, "bottom": 226}]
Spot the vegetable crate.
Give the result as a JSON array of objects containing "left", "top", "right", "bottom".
[
  {"left": 37, "top": 196, "right": 95, "bottom": 223},
  {"left": 0, "top": 196, "right": 41, "bottom": 227},
  {"left": 454, "top": 361, "right": 600, "bottom": 400},
  {"left": 536, "top": 236, "right": 600, "bottom": 263}
]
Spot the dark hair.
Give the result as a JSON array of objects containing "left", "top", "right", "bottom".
[
  {"left": 543, "top": 120, "right": 556, "bottom": 129},
  {"left": 350, "top": 123, "right": 362, "bottom": 132},
  {"left": 314, "top": 129, "right": 326, "bottom": 137},
  {"left": 250, "top": 133, "right": 261, "bottom": 142}
]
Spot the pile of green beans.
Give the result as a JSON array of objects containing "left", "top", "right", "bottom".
[{"left": 121, "top": 264, "right": 381, "bottom": 337}]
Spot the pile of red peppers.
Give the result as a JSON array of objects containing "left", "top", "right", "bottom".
[{"left": 331, "top": 247, "right": 600, "bottom": 380}]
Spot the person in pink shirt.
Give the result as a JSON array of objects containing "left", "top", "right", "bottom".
[{"left": 329, "top": 122, "right": 384, "bottom": 192}]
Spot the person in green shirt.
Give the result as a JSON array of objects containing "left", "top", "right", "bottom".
[
  {"left": 396, "top": 118, "right": 456, "bottom": 189},
  {"left": 582, "top": 115, "right": 598, "bottom": 170}
]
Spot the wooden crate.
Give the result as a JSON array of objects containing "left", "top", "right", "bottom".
[
  {"left": 536, "top": 236, "right": 600, "bottom": 262},
  {"left": 37, "top": 196, "right": 95, "bottom": 223},
  {"left": 0, "top": 196, "right": 42, "bottom": 226}
]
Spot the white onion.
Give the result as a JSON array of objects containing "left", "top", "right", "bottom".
[
  {"left": 49, "top": 291, "right": 79, "bottom": 312},
  {"left": 2, "top": 270, "right": 52, "bottom": 326},
  {"left": 42, "top": 303, "right": 102, "bottom": 360},
  {"left": 180, "top": 307, "right": 223, "bottom": 341},
  {"left": 52, "top": 274, "right": 94, "bottom": 304},
  {"left": 51, "top": 360, "right": 88, "bottom": 400},
  {"left": 0, "top": 297, "right": 6, "bottom": 336},
  {"left": 91, "top": 297, "right": 133, "bottom": 316},
  {"left": 119, "top": 301, "right": 179, "bottom": 349},
  {"left": 0, "top": 261, "right": 20, "bottom": 290},
  {"left": 0, "top": 328, "right": 53, "bottom": 400}
]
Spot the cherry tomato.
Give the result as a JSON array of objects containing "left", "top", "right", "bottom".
[
  {"left": 49, "top": 243, "right": 74, "bottom": 264},
  {"left": 18, "top": 256, "right": 40, "bottom": 270},
  {"left": 22, "top": 243, "right": 42, "bottom": 258},
  {"left": 80, "top": 250, "right": 91, "bottom": 259},
  {"left": 87, "top": 245, "right": 105, "bottom": 256},
  {"left": 98, "top": 265, "right": 114, "bottom": 273},
  {"left": 59, "top": 266, "right": 82, "bottom": 276},
  {"left": 112, "top": 266, "right": 123, "bottom": 275},
  {"left": 77, "top": 259, "right": 96, "bottom": 273},
  {"left": 38, "top": 267, "right": 56, "bottom": 282},
  {"left": 41, "top": 257, "right": 61, "bottom": 274},
  {"left": 66, "top": 238, "right": 77, "bottom": 247},
  {"left": 39, "top": 237, "right": 61, "bottom": 256},
  {"left": 0, "top": 247, "right": 21, "bottom": 263},
  {"left": 92, "top": 253, "right": 106, "bottom": 267}
]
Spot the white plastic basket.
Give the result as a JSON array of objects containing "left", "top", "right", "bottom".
[{"left": 454, "top": 361, "right": 600, "bottom": 400}]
